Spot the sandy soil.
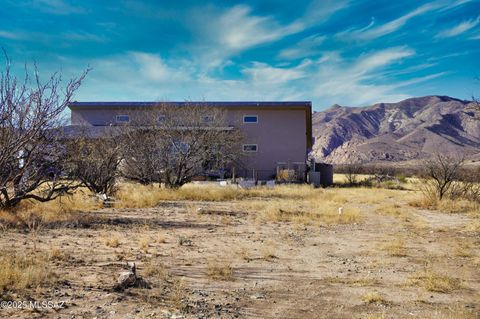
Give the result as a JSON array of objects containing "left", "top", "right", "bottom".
[{"left": 0, "top": 191, "right": 479, "bottom": 319}]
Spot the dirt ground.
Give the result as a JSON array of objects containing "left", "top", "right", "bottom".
[{"left": 0, "top": 186, "right": 479, "bottom": 319}]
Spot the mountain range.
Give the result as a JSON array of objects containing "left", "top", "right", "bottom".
[{"left": 311, "top": 96, "right": 480, "bottom": 164}]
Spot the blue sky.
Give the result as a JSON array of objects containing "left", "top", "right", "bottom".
[{"left": 1, "top": 0, "right": 479, "bottom": 110}]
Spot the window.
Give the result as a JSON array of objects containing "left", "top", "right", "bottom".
[
  {"left": 243, "top": 115, "right": 258, "bottom": 123},
  {"left": 115, "top": 115, "right": 130, "bottom": 123},
  {"left": 243, "top": 144, "right": 257, "bottom": 152},
  {"left": 158, "top": 114, "right": 166, "bottom": 123},
  {"left": 172, "top": 141, "right": 189, "bottom": 153},
  {"left": 203, "top": 115, "right": 214, "bottom": 123}
]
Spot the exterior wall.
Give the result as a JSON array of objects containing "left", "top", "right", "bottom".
[
  {"left": 70, "top": 104, "right": 310, "bottom": 180},
  {"left": 225, "top": 109, "right": 307, "bottom": 179}
]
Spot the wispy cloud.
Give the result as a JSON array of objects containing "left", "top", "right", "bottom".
[
  {"left": 190, "top": 5, "right": 302, "bottom": 55},
  {"left": 278, "top": 34, "right": 327, "bottom": 60},
  {"left": 31, "top": 0, "right": 86, "bottom": 15},
  {"left": 302, "top": 0, "right": 351, "bottom": 26},
  {"left": 129, "top": 52, "right": 190, "bottom": 82},
  {"left": 310, "top": 47, "right": 439, "bottom": 105},
  {"left": 70, "top": 46, "right": 441, "bottom": 107},
  {"left": 436, "top": 16, "right": 480, "bottom": 38},
  {"left": 440, "top": 0, "right": 475, "bottom": 11},
  {"left": 337, "top": 2, "right": 442, "bottom": 41},
  {"left": 62, "top": 31, "right": 106, "bottom": 42},
  {"left": 242, "top": 61, "right": 309, "bottom": 84},
  {"left": 187, "top": 2, "right": 349, "bottom": 69},
  {"left": 0, "top": 30, "right": 23, "bottom": 40},
  {"left": 353, "top": 47, "right": 415, "bottom": 75}
]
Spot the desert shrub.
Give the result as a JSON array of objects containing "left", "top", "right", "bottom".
[
  {"left": 276, "top": 169, "right": 297, "bottom": 182},
  {"left": 206, "top": 262, "right": 234, "bottom": 280},
  {"left": 361, "top": 291, "right": 387, "bottom": 305},
  {"left": 420, "top": 154, "right": 464, "bottom": 201},
  {"left": 396, "top": 174, "right": 408, "bottom": 183}
]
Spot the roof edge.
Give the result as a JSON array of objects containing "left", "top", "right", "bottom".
[{"left": 69, "top": 101, "right": 312, "bottom": 109}]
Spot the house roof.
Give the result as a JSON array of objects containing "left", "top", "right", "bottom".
[{"left": 69, "top": 101, "right": 312, "bottom": 109}]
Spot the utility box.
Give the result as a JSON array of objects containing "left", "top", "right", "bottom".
[
  {"left": 310, "top": 162, "right": 333, "bottom": 187},
  {"left": 309, "top": 171, "right": 321, "bottom": 187}
]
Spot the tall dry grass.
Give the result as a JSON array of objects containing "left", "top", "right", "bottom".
[
  {"left": 115, "top": 183, "right": 366, "bottom": 226},
  {"left": 408, "top": 269, "right": 462, "bottom": 293},
  {"left": 244, "top": 199, "right": 362, "bottom": 226},
  {"left": 115, "top": 183, "right": 322, "bottom": 208},
  {"left": 0, "top": 190, "right": 101, "bottom": 228},
  {"left": 0, "top": 253, "right": 56, "bottom": 296}
]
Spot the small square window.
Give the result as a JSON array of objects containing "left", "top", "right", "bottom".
[
  {"left": 243, "top": 115, "right": 258, "bottom": 123},
  {"left": 172, "top": 141, "right": 189, "bottom": 153},
  {"left": 115, "top": 115, "right": 130, "bottom": 123},
  {"left": 158, "top": 115, "right": 166, "bottom": 123},
  {"left": 203, "top": 115, "right": 214, "bottom": 123},
  {"left": 243, "top": 144, "right": 257, "bottom": 152}
]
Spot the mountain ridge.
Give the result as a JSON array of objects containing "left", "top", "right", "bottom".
[{"left": 312, "top": 95, "right": 480, "bottom": 164}]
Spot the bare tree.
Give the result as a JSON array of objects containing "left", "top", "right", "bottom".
[
  {"left": 122, "top": 103, "right": 244, "bottom": 187},
  {"left": 421, "top": 153, "right": 464, "bottom": 201},
  {"left": 121, "top": 126, "right": 166, "bottom": 185},
  {"left": 343, "top": 163, "right": 362, "bottom": 185},
  {"left": 64, "top": 126, "right": 123, "bottom": 197},
  {"left": 0, "top": 53, "right": 88, "bottom": 209}
]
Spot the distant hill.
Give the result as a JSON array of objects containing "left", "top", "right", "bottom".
[{"left": 312, "top": 96, "right": 480, "bottom": 164}]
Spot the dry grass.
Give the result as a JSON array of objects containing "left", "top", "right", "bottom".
[
  {"left": 361, "top": 291, "right": 387, "bottom": 305},
  {"left": 0, "top": 253, "right": 56, "bottom": 296},
  {"left": 47, "top": 246, "right": 71, "bottom": 262},
  {"left": 206, "top": 262, "right": 234, "bottom": 281},
  {"left": 324, "top": 276, "right": 380, "bottom": 287},
  {"left": 157, "top": 233, "right": 168, "bottom": 244},
  {"left": 423, "top": 304, "right": 479, "bottom": 319},
  {"left": 239, "top": 247, "right": 251, "bottom": 261},
  {"left": 454, "top": 244, "right": 472, "bottom": 258},
  {"left": 0, "top": 190, "right": 101, "bottom": 228},
  {"left": 104, "top": 235, "right": 120, "bottom": 248},
  {"left": 382, "top": 237, "right": 407, "bottom": 257},
  {"left": 334, "top": 174, "right": 372, "bottom": 184},
  {"left": 375, "top": 203, "right": 407, "bottom": 219},
  {"left": 139, "top": 237, "right": 150, "bottom": 253},
  {"left": 246, "top": 199, "right": 362, "bottom": 226},
  {"left": 143, "top": 261, "right": 188, "bottom": 310},
  {"left": 261, "top": 245, "right": 278, "bottom": 261},
  {"left": 143, "top": 261, "right": 169, "bottom": 289},
  {"left": 466, "top": 220, "right": 480, "bottom": 232},
  {"left": 410, "top": 195, "right": 479, "bottom": 215},
  {"left": 115, "top": 183, "right": 325, "bottom": 208},
  {"left": 408, "top": 269, "right": 462, "bottom": 293},
  {"left": 168, "top": 278, "right": 187, "bottom": 310}
]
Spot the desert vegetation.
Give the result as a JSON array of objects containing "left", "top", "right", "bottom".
[
  {"left": 0, "top": 57, "right": 478, "bottom": 318},
  {"left": 0, "top": 174, "right": 478, "bottom": 318}
]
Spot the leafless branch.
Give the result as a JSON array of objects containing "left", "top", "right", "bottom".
[{"left": 0, "top": 52, "right": 89, "bottom": 209}]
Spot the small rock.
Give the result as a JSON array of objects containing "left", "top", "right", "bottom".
[{"left": 250, "top": 293, "right": 266, "bottom": 300}]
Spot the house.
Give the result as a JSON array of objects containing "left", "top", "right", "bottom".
[{"left": 68, "top": 101, "right": 312, "bottom": 180}]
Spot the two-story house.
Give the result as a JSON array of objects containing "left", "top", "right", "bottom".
[{"left": 68, "top": 101, "right": 312, "bottom": 180}]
